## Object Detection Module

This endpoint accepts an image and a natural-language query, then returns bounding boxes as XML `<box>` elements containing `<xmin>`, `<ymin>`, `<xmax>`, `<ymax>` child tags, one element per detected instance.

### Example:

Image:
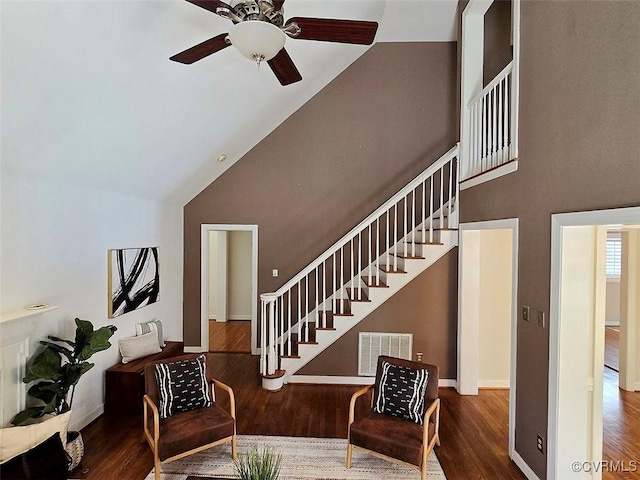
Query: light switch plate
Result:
<box><xmin>522</xmin><ymin>305</ymin><xmax>530</xmax><ymax>322</ymax></box>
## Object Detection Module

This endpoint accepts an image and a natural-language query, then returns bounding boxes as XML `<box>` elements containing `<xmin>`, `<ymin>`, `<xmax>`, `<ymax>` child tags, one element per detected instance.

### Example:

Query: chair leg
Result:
<box><xmin>436</xmin><ymin>434</ymin><xmax>441</xmax><ymax>447</ymax></box>
<box><xmin>231</xmin><ymin>435</ymin><xmax>238</xmax><ymax>460</ymax></box>
<box><xmin>346</xmin><ymin>443</ymin><xmax>353</xmax><ymax>469</ymax></box>
<box><xmin>421</xmin><ymin>461</ymin><xmax>427</xmax><ymax>480</ymax></box>
<box><xmin>154</xmin><ymin>455</ymin><xmax>161</xmax><ymax>480</ymax></box>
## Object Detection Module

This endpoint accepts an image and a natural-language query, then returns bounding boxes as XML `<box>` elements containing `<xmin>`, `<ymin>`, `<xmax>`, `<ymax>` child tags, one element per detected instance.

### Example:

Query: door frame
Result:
<box><xmin>458</xmin><ymin>218</ymin><xmax>519</xmax><ymax>461</ymax></box>
<box><xmin>200</xmin><ymin>224</ymin><xmax>258</xmax><ymax>355</ymax></box>
<box><xmin>548</xmin><ymin>206</ymin><xmax>640</xmax><ymax>479</ymax></box>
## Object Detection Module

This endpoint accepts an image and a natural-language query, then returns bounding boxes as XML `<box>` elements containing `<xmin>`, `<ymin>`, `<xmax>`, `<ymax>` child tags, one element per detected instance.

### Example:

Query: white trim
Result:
<box><xmin>460</xmin><ymin>161</ymin><xmax>519</xmax><ymax>190</ymax></box>
<box><xmin>458</xmin><ymin>218</ymin><xmax>519</xmax><ymax>463</ymax></box>
<box><xmin>183</xmin><ymin>346</ymin><xmax>204</xmax><ymax>353</ymax></box>
<box><xmin>209</xmin><ymin>315</ymin><xmax>252</xmax><ymax>321</ymax></box>
<box><xmin>287</xmin><ymin>375</ymin><xmax>457</xmax><ymax>388</ymax></box>
<box><xmin>288</xmin><ymin>375</ymin><xmax>375</xmax><ymax>386</ymax></box>
<box><xmin>635</xmin><ymin>382</ymin><xmax>640</xmax><ymax>391</ymax></box>
<box><xmin>512</xmin><ymin>449</ymin><xmax>542</xmax><ymax>480</ymax></box>
<box><xmin>200</xmin><ymin>224</ymin><xmax>259</xmax><ymax>355</ymax></box>
<box><xmin>548</xmin><ymin>206</ymin><xmax>640</xmax><ymax>480</ymax></box>
<box><xmin>479</xmin><ymin>380</ymin><xmax>510</xmax><ymax>388</ymax></box>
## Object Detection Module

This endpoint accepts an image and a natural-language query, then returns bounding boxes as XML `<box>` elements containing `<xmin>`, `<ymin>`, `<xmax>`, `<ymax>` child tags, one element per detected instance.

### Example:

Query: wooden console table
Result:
<box><xmin>105</xmin><ymin>341</ymin><xmax>184</xmax><ymax>416</ymax></box>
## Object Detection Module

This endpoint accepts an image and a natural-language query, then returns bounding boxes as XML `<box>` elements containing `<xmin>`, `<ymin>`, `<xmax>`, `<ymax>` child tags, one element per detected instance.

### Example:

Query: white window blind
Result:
<box><xmin>606</xmin><ymin>232</ymin><xmax>622</xmax><ymax>278</ymax></box>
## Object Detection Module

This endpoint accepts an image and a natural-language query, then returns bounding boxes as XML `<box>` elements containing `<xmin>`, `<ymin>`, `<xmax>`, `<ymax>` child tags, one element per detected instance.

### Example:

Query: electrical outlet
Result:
<box><xmin>272</xmin><ymin>269</ymin><xmax>278</xmax><ymax>278</ymax></box>
<box><xmin>537</xmin><ymin>435</ymin><xmax>544</xmax><ymax>453</ymax></box>
<box><xmin>537</xmin><ymin>311</ymin><xmax>546</xmax><ymax>328</ymax></box>
<box><xmin>416</xmin><ymin>352</ymin><xmax>423</xmax><ymax>362</ymax></box>
<box><xmin>522</xmin><ymin>305</ymin><xmax>530</xmax><ymax>322</ymax></box>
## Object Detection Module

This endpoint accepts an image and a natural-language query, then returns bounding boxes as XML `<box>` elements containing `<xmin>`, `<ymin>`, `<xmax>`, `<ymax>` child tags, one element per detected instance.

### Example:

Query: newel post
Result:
<box><xmin>260</xmin><ymin>293</ymin><xmax>278</xmax><ymax>376</ymax></box>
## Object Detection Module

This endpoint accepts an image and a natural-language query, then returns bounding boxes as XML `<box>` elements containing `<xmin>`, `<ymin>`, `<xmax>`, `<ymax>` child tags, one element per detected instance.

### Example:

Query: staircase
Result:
<box><xmin>260</xmin><ymin>144</ymin><xmax>460</xmax><ymax>390</ymax></box>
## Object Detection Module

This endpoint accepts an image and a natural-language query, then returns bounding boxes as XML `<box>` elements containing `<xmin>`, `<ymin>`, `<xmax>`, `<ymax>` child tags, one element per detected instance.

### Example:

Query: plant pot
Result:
<box><xmin>65</xmin><ymin>431</ymin><xmax>84</xmax><ymax>471</ymax></box>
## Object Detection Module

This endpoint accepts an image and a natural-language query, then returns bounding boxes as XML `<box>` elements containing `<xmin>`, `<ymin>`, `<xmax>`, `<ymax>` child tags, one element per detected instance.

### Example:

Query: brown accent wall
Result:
<box><xmin>183</xmin><ymin>42</ymin><xmax>458</xmax><ymax>347</ymax></box>
<box><xmin>461</xmin><ymin>1</ymin><xmax>640</xmax><ymax>477</ymax></box>
<box><xmin>298</xmin><ymin>249</ymin><xmax>458</xmax><ymax>378</ymax></box>
<box><xmin>484</xmin><ymin>0</ymin><xmax>512</xmax><ymax>85</ymax></box>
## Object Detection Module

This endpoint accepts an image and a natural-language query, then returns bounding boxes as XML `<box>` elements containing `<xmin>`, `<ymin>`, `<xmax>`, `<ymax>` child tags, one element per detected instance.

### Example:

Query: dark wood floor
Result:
<box><xmin>209</xmin><ymin>320</ymin><xmax>252</xmax><ymax>353</ymax></box>
<box><xmin>77</xmin><ymin>353</ymin><xmax>524</xmax><ymax>480</ymax></box>
<box><xmin>605</xmin><ymin>326</ymin><xmax>620</xmax><ymax>372</ymax></box>
<box><xmin>77</xmin><ymin>326</ymin><xmax>639</xmax><ymax>480</ymax></box>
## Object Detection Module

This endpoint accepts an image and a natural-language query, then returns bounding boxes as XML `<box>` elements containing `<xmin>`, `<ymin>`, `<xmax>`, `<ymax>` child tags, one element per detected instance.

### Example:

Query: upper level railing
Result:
<box><xmin>463</xmin><ymin>61</ymin><xmax>516</xmax><ymax>180</ymax></box>
<box><xmin>259</xmin><ymin>144</ymin><xmax>460</xmax><ymax>376</ymax></box>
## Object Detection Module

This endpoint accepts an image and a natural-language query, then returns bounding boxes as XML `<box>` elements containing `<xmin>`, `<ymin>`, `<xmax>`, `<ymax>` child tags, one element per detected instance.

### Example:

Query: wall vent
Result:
<box><xmin>358</xmin><ymin>332</ymin><xmax>413</xmax><ymax>376</ymax></box>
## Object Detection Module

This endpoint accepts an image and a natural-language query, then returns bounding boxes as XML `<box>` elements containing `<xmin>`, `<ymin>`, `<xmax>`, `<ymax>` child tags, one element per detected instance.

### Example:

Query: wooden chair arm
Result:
<box><xmin>212</xmin><ymin>378</ymin><xmax>236</xmax><ymax>421</ymax></box>
<box><xmin>348</xmin><ymin>385</ymin><xmax>374</xmax><ymax>427</ymax></box>
<box><xmin>422</xmin><ymin>398</ymin><xmax>441</xmax><ymax>447</ymax></box>
<box><xmin>143</xmin><ymin>394</ymin><xmax>160</xmax><ymax>451</ymax></box>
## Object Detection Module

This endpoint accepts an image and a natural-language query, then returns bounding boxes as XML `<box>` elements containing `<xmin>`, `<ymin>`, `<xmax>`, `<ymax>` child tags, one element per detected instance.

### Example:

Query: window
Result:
<box><xmin>606</xmin><ymin>231</ymin><xmax>622</xmax><ymax>278</ymax></box>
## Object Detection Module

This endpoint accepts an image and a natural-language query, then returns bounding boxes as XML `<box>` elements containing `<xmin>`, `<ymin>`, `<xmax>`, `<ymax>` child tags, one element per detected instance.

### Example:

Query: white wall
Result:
<box><xmin>605</xmin><ymin>280</ymin><xmax>620</xmax><ymax>325</ymax></box>
<box><xmin>0</xmin><ymin>168</ymin><xmax>183</xmax><ymax>430</ymax></box>
<box><xmin>228</xmin><ymin>231</ymin><xmax>252</xmax><ymax>320</ymax></box>
<box><xmin>208</xmin><ymin>230</ymin><xmax>252</xmax><ymax>321</ymax></box>
<box><xmin>478</xmin><ymin>229</ymin><xmax>512</xmax><ymax>387</ymax></box>
<box><xmin>620</xmin><ymin>230</ymin><xmax>640</xmax><ymax>391</ymax></box>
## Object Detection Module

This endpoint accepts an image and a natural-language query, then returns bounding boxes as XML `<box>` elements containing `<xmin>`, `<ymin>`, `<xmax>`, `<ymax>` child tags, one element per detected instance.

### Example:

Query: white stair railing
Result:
<box><xmin>260</xmin><ymin>144</ymin><xmax>460</xmax><ymax>377</ymax></box>
<box><xmin>465</xmin><ymin>61</ymin><xmax>515</xmax><ymax>180</ymax></box>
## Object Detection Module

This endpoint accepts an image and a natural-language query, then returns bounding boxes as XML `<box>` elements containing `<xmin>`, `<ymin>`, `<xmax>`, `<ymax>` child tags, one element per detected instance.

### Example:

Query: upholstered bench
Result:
<box><xmin>105</xmin><ymin>341</ymin><xmax>184</xmax><ymax>416</ymax></box>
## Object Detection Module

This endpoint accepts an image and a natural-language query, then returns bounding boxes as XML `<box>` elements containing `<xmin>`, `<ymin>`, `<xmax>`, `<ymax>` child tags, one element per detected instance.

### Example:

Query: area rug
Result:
<box><xmin>145</xmin><ymin>435</ymin><xmax>446</xmax><ymax>480</ymax></box>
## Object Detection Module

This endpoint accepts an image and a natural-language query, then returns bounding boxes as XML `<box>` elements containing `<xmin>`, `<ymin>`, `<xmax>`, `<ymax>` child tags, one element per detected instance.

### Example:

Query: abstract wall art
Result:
<box><xmin>108</xmin><ymin>247</ymin><xmax>159</xmax><ymax>318</ymax></box>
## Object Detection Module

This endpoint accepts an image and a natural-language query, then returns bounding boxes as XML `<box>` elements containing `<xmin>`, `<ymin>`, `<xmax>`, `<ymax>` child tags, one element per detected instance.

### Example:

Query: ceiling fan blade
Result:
<box><xmin>170</xmin><ymin>33</ymin><xmax>230</xmax><ymax>64</ymax></box>
<box><xmin>267</xmin><ymin>48</ymin><xmax>302</xmax><ymax>86</ymax></box>
<box><xmin>286</xmin><ymin>17</ymin><xmax>378</xmax><ymax>45</ymax></box>
<box><xmin>185</xmin><ymin>0</ymin><xmax>233</xmax><ymax>15</ymax></box>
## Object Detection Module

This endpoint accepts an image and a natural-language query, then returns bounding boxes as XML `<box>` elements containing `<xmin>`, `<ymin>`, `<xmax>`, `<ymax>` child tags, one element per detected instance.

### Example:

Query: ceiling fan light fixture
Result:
<box><xmin>228</xmin><ymin>21</ymin><xmax>286</xmax><ymax>64</ymax></box>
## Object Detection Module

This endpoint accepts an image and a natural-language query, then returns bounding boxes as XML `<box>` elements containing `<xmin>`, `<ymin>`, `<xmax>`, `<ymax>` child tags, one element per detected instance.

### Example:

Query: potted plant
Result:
<box><xmin>234</xmin><ymin>444</ymin><xmax>282</xmax><ymax>480</ymax></box>
<box><xmin>11</xmin><ymin>318</ymin><xmax>117</xmax><ymax>470</ymax></box>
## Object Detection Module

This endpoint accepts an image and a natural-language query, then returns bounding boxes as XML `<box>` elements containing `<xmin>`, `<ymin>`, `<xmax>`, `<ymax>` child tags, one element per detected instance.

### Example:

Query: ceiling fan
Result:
<box><xmin>170</xmin><ymin>0</ymin><xmax>379</xmax><ymax>86</ymax></box>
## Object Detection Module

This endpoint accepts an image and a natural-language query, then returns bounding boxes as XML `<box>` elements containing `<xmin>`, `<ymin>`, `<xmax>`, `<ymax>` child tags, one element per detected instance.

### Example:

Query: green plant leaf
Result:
<box><xmin>11</xmin><ymin>406</ymin><xmax>46</xmax><ymax>426</ymax></box>
<box><xmin>27</xmin><ymin>381</ymin><xmax>60</xmax><ymax>404</ymax></box>
<box><xmin>77</xmin><ymin>325</ymin><xmax>117</xmax><ymax>361</ymax></box>
<box><xmin>40</xmin><ymin>340</ymin><xmax>74</xmax><ymax>363</ymax></box>
<box><xmin>47</xmin><ymin>335</ymin><xmax>75</xmax><ymax>347</ymax></box>
<box><xmin>23</xmin><ymin>348</ymin><xmax>62</xmax><ymax>383</ymax></box>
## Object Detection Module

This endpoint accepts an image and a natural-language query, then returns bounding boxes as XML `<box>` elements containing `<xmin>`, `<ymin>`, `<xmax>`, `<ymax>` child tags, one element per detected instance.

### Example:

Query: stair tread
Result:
<box><xmin>333</xmin><ymin>312</ymin><xmax>354</xmax><ymax>317</ymax></box>
<box><xmin>347</xmin><ymin>289</ymin><xmax>370</xmax><ymax>302</ymax></box>
<box><xmin>406</xmin><ymin>241</ymin><xmax>445</xmax><ymax>246</ymax></box>
<box><xmin>379</xmin><ymin>266</ymin><xmax>407</xmax><ymax>274</ymax></box>
<box><xmin>361</xmin><ymin>277</ymin><xmax>388</xmax><ymax>288</ymax></box>
<box><xmin>390</xmin><ymin>253</ymin><xmax>425</xmax><ymax>260</ymax></box>
<box><xmin>298</xmin><ymin>341</ymin><xmax>319</xmax><ymax>345</ymax></box>
<box><xmin>281</xmin><ymin>355</ymin><xmax>300</xmax><ymax>359</ymax></box>
<box><xmin>316</xmin><ymin>327</ymin><xmax>336</xmax><ymax>331</ymax></box>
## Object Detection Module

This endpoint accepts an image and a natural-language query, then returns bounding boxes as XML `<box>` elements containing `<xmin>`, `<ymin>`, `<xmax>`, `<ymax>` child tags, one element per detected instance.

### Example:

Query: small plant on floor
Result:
<box><xmin>234</xmin><ymin>444</ymin><xmax>282</xmax><ymax>480</ymax></box>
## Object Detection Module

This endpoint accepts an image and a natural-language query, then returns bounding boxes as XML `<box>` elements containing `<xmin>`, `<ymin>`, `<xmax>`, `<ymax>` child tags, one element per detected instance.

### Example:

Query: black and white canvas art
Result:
<box><xmin>108</xmin><ymin>247</ymin><xmax>159</xmax><ymax>318</ymax></box>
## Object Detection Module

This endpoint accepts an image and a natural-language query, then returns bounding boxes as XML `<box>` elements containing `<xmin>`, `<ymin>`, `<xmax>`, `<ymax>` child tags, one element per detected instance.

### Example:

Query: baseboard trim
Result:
<box><xmin>288</xmin><ymin>375</ymin><xmax>457</xmax><ymax>388</ymax></box>
<box><xmin>208</xmin><ymin>315</ymin><xmax>252</xmax><ymax>321</ymax></box>
<box><xmin>635</xmin><ymin>382</ymin><xmax>640</xmax><ymax>391</ymax></box>
<box><xmin>479</xmin><ymin>380</ymin><xmax>510</xmax><ymax>388</ymax></box>
<box><xmin>70</xmin><ymin>404</ymin><xmax>103</xmax><ymax>432</ymax></box>
<box><xmin>288</xmin><ymin>375</ymin><xmax>375</xmax><ymax>386</ymax></box>
<box><xmin>184</xmin><ymin>346</ymin><xmax>205</xmax><ymax>353</ymax></box>
<box><xmin>511</xmin><ymin>449</ymin><xmax>540</xmax><ymax>480</ymax></box>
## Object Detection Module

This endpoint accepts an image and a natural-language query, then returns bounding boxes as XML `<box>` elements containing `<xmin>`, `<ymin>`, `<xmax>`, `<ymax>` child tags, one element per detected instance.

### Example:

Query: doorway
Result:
<box><xmin>200</xmin><ymin>224</ymin><xmax>258</xmax><ymax>355</ymax></box>
<box><xmin>458</xmin><ymin>218</ymin><xmax>519</xmax><ymax>464</ymax></box>
<box><xmin>548</xmin><ymin>207</ymin><xmax>640</xmax><ymax>479</ymax></box>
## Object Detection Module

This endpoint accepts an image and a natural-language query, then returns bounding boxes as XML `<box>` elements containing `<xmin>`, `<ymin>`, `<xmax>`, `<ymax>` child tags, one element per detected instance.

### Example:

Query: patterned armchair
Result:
<box><xmin>346</xmin><ymin>355</ymin><xmax>440</xmax><ymax>480</ymax></box>
<box><xmin>143</xmin><ymin>353</ymin><xmax>237</xmax><ymax>480</ymax></box>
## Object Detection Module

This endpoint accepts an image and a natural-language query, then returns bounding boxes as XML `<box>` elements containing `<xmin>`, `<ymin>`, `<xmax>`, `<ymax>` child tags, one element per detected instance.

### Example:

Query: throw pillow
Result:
<box><xmin>118</xmin><ymin>331</ymin><xmax>161</xmax><ymax>364</ymax></box>
<box><xmin>0</xmin><ymin>432</ymin><xmax>70</xmax><ymax>479</ymax></box>
<box><xmin>154</xmin><ymin>354</ymin><xmax>212</xmax><ymax>418</ymax></box>
<box><xmin>373</xmin><ymin>360</ymin><xmax>429</xmax><ymax>425</ymax></box>
<box><xmin>135</xmin><ymin>320</ymin><xmax>165</xmax><ymax>348</ymax></box>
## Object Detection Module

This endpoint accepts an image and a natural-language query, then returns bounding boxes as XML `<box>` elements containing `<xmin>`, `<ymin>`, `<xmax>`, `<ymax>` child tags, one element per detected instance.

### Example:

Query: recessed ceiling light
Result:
<box><xmin>218</xmin><ymin>154</ymin><xmax>227</xmax><ymax>162</ymax></box>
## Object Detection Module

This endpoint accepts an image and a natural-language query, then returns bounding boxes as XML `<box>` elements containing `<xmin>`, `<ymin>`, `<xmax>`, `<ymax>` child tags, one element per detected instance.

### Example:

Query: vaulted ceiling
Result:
<box><xmin>1</xmin><ymin>0</ymin><xmax>457</xmax><ymax>205</ymax></box>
